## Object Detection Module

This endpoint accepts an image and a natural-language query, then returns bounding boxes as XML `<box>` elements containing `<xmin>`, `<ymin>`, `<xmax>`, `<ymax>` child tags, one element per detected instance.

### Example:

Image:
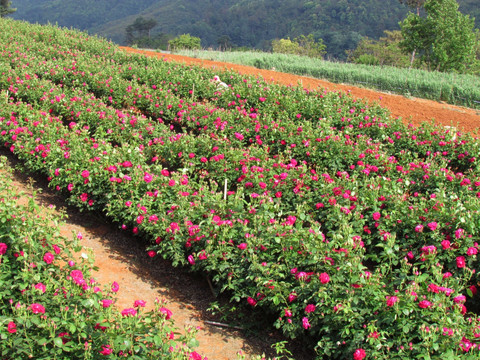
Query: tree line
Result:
<box><xmin>4</xmin><ymin>0</ymin><xmax>478</xmax><ymax>74</ymax></box>
<box><xmin>125</xmin><ymin>0</ymin><xmax>478</xmax><ymax>74</ymax></box>
<box><xmin>348</xmin><ymin>0</ymin><xmax>479</xmax><ymax>74</ymax></box>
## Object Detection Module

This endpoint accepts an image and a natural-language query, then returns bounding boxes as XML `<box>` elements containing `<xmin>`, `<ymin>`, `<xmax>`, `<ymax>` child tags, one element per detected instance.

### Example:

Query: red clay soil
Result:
<box><xmin>4</xmin><ymin>49</ymin><xmax>480</xmax><ymax>360</ymax></box>
<box><xmin>120</xmin><ymin>46</ymin><xmax>480</xmax><ymax>134</ymax></box>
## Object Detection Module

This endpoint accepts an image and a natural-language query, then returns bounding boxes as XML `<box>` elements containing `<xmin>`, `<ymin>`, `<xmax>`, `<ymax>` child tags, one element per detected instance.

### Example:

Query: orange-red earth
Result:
<box><xmin>4</xmin><ymin>48</ymin><xmax>480</xmax><ymax>360</ymax></box>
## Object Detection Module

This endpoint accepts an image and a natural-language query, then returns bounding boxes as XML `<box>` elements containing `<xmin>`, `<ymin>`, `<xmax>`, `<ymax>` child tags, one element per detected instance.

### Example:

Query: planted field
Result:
<box><xmin>1</xmin><ymin>18</ymin><xmax>479</xmax><ymax>359</ymax></box>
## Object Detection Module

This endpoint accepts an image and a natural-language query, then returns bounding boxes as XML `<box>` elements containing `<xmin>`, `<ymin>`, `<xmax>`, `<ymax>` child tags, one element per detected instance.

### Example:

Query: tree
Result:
<box><xmin>128</xmin><ymin>17</ymin><xmax>157</xmax><ymax>39</ymax></box>
<box><xmin>125</xmin><ymin>17</ymin><xmax>159</xmax><ymax>47</ymax></box>
<box><xmin>272</xmin><ymin>38</ymin><xmax>301</xmax><ymax>55</ymax></box>
<box><xmin>217</xmin><ymin>35</ymin><xmax>233</xmax><ymax>51</ymax></box>
<box><xmin>295</xmin><ymin>34</ymin><xmax>327</xmax><ymax>58</ymax></box>
<box><xmin>347</xmin><ymin>30</ymin><xmax>411</xmax><ymax>67</ymax></box>
<box><xmin>0</xmin><ymin>0</ymin><xmax>16</xmax><ymax>17</ymax></box>
<box><xmin>398</xmin><ymin>0</ymin><xmax>426</xmax><ymax>15</ymax></box>
<box><xmin>168</xmin><ymin>34</ymin><xmax>201</xmax><ymax>51</ymax></box>
<box><xmin>399</xmin><ymin>0</ymin><xmax>427</xmax><ymax>65</ymax></box>
<box><xmin>400</xmin><ymin>0</ymin><xmax>477</xmax><ymax>73</ymax></box>
<box><xmin>472</xmin><ymin>29</ymin><xmax>480</xmax><ymax>75</ymax></box>
<box><xmin>272</xmin><ymin>34</ymin><xmax>326</xmax><ymax>59</ymax></box>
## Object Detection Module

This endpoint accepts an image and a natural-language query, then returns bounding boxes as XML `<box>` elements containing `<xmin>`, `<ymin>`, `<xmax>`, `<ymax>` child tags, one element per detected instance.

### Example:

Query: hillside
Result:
<box><xmin>11</xmin><ymin>0</ymin><xmax>479</xmax><ymax>60</ymax></box>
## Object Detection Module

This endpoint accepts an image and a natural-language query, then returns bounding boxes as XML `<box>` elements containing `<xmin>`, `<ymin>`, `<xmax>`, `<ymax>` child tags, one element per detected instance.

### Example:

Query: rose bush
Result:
<box><xmin>0</xmin><ymin>18</ymin><xmax>479</xmax><ymax>359</ymax></box>
<box><xmin>0</xmin><ymin>157</ymin><xmax>202</xmax><ymax>359</ymax></box>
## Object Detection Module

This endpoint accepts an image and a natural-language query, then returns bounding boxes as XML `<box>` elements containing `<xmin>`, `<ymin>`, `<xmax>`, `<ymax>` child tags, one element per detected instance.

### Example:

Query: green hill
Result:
<box><xmin>10</xmin><ymin>0</ymin><xmax>479</xmax><ymax>60</ymax></box>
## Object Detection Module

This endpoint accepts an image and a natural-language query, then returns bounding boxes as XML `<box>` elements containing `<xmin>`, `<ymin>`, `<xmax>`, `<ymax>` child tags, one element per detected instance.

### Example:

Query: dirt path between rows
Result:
<box><xmin>5</xmin><ymin>49</ymin><xmax>480</xmax><ymax>360</ymax></box>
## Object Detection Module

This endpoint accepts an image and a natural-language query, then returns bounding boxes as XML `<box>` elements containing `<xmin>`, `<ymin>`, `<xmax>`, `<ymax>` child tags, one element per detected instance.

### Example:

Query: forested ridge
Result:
<box><xmin>10</xmin><ymin>0</ymin><xmax>479</xmax><ymax>59</ymax></box>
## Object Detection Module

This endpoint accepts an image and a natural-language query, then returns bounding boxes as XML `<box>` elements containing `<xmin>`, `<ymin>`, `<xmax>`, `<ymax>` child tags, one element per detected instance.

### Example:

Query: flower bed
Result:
<box><xmin>0</xmin><ymin>157</ymin><xmax>202</xmax><ymax>359</ymax></box>
<box><xmin>0</xmin><ymin>18</ymin><xmax>479</xmax><ymax>359</ymax></box>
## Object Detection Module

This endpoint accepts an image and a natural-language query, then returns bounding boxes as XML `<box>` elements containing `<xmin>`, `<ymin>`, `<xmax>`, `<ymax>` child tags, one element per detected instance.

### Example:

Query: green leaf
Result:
<box><xmin>82</xmin><ymin>298</ymin><xmax>95</xmax><ymax>307</ymax></box>
<box><xmin>188</xmin><ymin>338</ymin><xmax>200</xmax><ymax>348</ymax></box>
<box><xmin>54</xmin><ymin>337</ymin><xmax>63</xmax><ymax>347</ymax></box>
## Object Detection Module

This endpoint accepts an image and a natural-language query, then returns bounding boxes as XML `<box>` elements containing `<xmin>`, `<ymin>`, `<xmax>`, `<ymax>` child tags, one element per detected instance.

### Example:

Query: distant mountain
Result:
<box><xmin>11</xmin><ymin>0</ymin><xmax>479</xmax><ymax>60</ymax></box>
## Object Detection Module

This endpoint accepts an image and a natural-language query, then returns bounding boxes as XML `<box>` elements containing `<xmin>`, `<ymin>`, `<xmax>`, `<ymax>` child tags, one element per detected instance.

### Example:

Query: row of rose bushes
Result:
<box><xmin>0</xmin><ymin>157</ymin><xmax>203</xmax><ymax>359</ymax></box>
<box><xmin>1</xmin><ymin>19</ymin><xmax>479</xmax><ymax>359</ymax></box>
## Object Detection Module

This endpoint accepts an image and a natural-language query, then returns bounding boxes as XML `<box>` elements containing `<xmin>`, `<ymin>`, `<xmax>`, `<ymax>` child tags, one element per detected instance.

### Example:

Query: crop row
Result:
<box><xmin>0</xmin><ymin>157</ymin><xmax>203</xmax><ymax>359</ymax></box>
<box><xmin>177</xmin><ymin>49</ymin><xmax>480</xmax><ymax>110</ymax></box>
<box><xmin>0</xmin><ymin>19</ymin><xmax>479</xmax><ymax>359</ymax></box>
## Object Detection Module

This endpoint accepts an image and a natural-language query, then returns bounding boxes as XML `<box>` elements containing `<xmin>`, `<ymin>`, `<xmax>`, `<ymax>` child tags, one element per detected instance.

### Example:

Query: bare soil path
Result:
<box><xmin>4</xmin><ymin>49</ymin><xmax>480</xmax><ymax>360</ymax></box>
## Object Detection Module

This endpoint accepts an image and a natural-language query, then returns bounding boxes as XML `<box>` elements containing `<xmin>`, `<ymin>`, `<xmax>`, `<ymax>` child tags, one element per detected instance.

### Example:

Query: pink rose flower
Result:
<box><xmin>52</xmin><ymin>245</ymin><xmax>61</xmax><ymax>255</ymax></box>
<box><xmin>235</xmin><ymin>132</ymin><xmax>244</xmax><ymax>140</ymax></box>
<box><xmin>70</xmin><ymin>272</ymin><xmax>85</xmax><ymax>286</ymax></box>
<box><xmin>121</xmin><ymin>308</ymin><xmax>137</xmax><ymax>317</ymax></box>
<box><xmin>159</xmin><ymin>307</ymin><xmax>172</xmax><ymax>320</ymax></box>
<box><xmin>7</xmin><ymin>322</ymin><xmax>16</xmax><ymax>334</ymax></box>
<box><xmin>0</xmin><ymin>243</ymin><xmax>7</xmax><ymax>255</ymax></box>
<box><xmin>386</xmin><ymin>295</ymin><xmax>398</xmax><ymax>307</ymax></box>
<box><xmin>302</xmin><ymin>317</ymin><xmax>311</xmax><ymax>329</ymax></box>
<box><xmin>467</xmin><ymin>247</ymin><xmax>478</xmax><ymax>256</ymax></box>
<box><xmin>441</xmin><ymin>240</ymin><xmax>451</xmax><ymax>250</ymax></box>
<box><xmin>288</xmin><ymin>293</ymin><xmax>297</xmax><ymax>302</ymax></box>
<box><xmin>456</xmin><ymin>256</ymin><xmax>466</xmax><ymax>269</ymax></box>
<box><xmin>353</xmin><ymin>348</ymin><xmax>366</xmax><ymax>360</ymax></box>
<box><xmin>144</xmin><ymin>172</ymin><xmax>153</xmax><ymax>183</ymax></box>
<box><xmin>418</xmin><ymin>300</ymin><xmax>432</xmax><ymax>309</ymax></box>
<box><xmin>319</xmin><ymin>272</ymin><xmax>330</xmax><ymax>284</ymax></box>
<box><xmin>34</xmin><ymin>283</ymin><xmax>46</xmax><ymax>293</ymax></box>
<box><xmin>99</xmin><ymin>345</ymin><xmax>113</xmax><ymax>355</ymax></box>
<box><xmin>427</xmin><ymin>222</ymin><xmax>438</xmax><ymax>231</ymax></box>
<box><xmin>134</xmin><ymin>300</ymin><xmax>146</xmax><ymax>307</ymax></box>
<box><xmin>43</xmin><ymin>252</ymin><xmax>54</xmax><ymax>264</ymax></box>
<box><xmin>455</xmin><ymin>228</ymin><xmax>465</xmax><ymax>239</ymax></box>
<box><xmin>101</xmin><ymin>299</ymin><xmax>114</xmax><ymax>308</ymax></box>
<box><xmin>30</xmin><ymin>303</ymin><xmax>46</xmax><ymax>314</ymax></box>
<box><xmin>189</xmin><ymin>351</ymin><xmax>203</xmax><ymax>360</ymax></box>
